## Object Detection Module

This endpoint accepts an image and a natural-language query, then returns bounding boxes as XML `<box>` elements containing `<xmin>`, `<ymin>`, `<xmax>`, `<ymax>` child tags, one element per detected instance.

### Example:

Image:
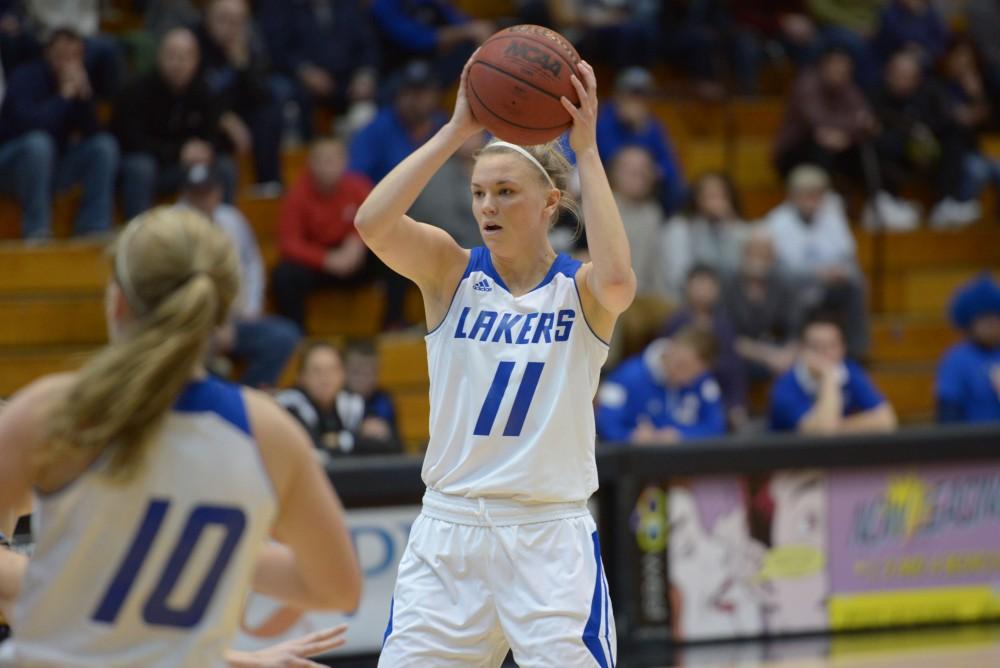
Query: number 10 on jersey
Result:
<box><xmin>474</xmin><ymin>361</ymin><xmax>544</xmax><ymax>437</ymax></box>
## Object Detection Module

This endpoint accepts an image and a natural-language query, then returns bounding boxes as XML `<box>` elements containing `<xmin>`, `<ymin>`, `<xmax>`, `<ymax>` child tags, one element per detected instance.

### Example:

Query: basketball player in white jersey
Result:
<box><xmin>0</xmin><ymin>208</ymin><xmax>361</xmax><ymax>667</ymax></box>
<box><xmin>356</xmin><ymin>55</ymin><xmax>635</xmax><ymax>666</ymax></box>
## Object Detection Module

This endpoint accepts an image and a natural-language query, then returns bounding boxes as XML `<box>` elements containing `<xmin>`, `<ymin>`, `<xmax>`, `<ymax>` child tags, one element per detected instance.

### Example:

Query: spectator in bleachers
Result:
<box><xmin>113</xmin><ymin>27</ymin><xmax>237</xmax><ymax>219</ymax></box>
<box><xmin>0</xmin><ymin>27</ymin><xmax>118</xmax><ymax>239</ymax></box>
<box><xmin>369</xmin><ymin>0</ymin><xmax>492</xmax><ymax>87</ymax></box>
<box><xmin>24</xmin><ymin>0</ymin><xmax>125</xmax><ymax>98</ymax></box>
<box><xmin>769</xmin><ymin>310</ymin><xmax>897</xmax><ymax>433</ymax></box>
<box><xmin>774</xmin><ymin>46</ymin><xmax>875</xmax><ymax>192</ymax></box>
<box><xmin>257</xmin><ymin>0</ymin><xmax>379</xmax><ymax>139</ymax></box>
<box><xmin>176</xmin><ymin>162</ymin><xmax>300</xmax><ymax>387</ymax></box>
<box><xmin>273</xmin><ymin>138</ymin><xmax>409</xmax><ymax>330</ymax></box>
<box><xmin>596</xmin><ymin>67</ymin><xmax>685</xmax><ymax>215</ymax></box>
<box><xmin>929</xmin><ymin>38</ymin><xmax>997</xmax><ymax>228</ymax></box>
<box><xmin>661</xmin><ymin>264</ymin><xmax>748</xmax><ymax>429</ymax></box>
<box><xmin>765</xmin><ymin>165</ymin><xmax>869</xmax><ymax>358</ymax></box>
<box><xmin>936</xmin><ymin>274</ymin><xmax>1000</xmax><ymax>424</ymax></box>
<box><xmin>872</xmin><ymin>0</ymin><xmax>949</xmax><ymax>70</ymax></box>
<box><xmin>658</xmin><ymin>0</ymin><xmax>734</xmax><ymax>99</ymax></box>
<box><xmin>663</xmin><ymin>172</ymin><xmax>747</xmax><ymax>301</ymax></box>
<box><xmin>0</xmin><ymin>1</ymin><xmax>38</xmax><ymax>75</ymax></box>
<box><xmin>967</xmin><ymin>0</ymin><xmax>1000</xmax><ymax>109</ymax></box>
<box><xmin>196</xmin><ymin>0</ymin><xmax>282</xmax><ymax>192</ymax></box>
<box><xmin>606</xmin><ymin>144</ymin><xmax>672</xmax><ymax>365</ymax></box>
<box><xmin>807</xmin><ymin>0</ymin><xmax>880</xmax><ymax>87</ymax></box>
<box><xmin>344</xmin><ymin>340</ymin><xmax>400</xmax><ymax>441</ymax></box>
<box><xmin>730</xmin><ymin>0</ymin><xmax>819</xmax><ymax>70</ymax></box>
<box><xmin>868</xmin><ymin>49</ymin><xmax>952</xmax><ymax>230</ymax></box>
<box><xmin>277</xmin><ymin>341</ymin><xmax>403</xmax><ymax>455</ymax></box>
<box><xmin>596</xmin><ymin>328</ymin><xmax>726</xmax><ymax>444</ymax></box>
<box><xmin>611</xmin><ymin>145</ymin><xmax>667</xmax><ymax>302</ymax></box>
<box><xmin>407</xmin><ymin>130</ymin><xmax>484</xmax><ymax>249</ymax></box>
<box><xmin>144</xmin><ymin>0</ymin><xmax>201</xmax><ymax>38</ymax></box>
<box><xmin>725</xmin><ymin>227</ymin><xmax>801</xmax><ymax>381</ymax></box>
<box><xmin>552</xmin><ymin>0</ymin><xmax>660</xmax><ymax>70</ymax></box>
<box><xmin>348</xmin><ymin>60</ymin><xmax>446</xmax><ymax>185</ymax></box>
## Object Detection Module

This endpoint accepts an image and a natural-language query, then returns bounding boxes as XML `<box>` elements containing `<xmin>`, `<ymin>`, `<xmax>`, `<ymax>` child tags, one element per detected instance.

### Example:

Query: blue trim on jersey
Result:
<box><xmin>173</xmin><ymin>377</ymin><xmax>251</xmax><ymax>437</ymax></box>
<box><xmin>583</xmin><ymin>531</ymin><xmax>610</xmax><ymax>668</ymax></box>
<box><xmin>573</xmin><ymin>274</ymin><xmax>611</xmax><ymax>347</ymax></box>
<box><xmin>382</xmin><ymin>596</ymin><xmax>394</xmax><ymax>648</ymax></box>
<box><xmin>463</xmin><ymin>247</ymin><xmax>581</xmax><ymax>296</ymax></box>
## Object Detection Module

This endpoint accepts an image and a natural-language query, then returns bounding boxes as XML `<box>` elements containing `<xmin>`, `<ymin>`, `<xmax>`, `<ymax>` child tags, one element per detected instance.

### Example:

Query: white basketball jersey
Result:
<box><xmin>1</xmin><ymin>378</ymin><xmax>277</xmax><ymax>668</ymax></box>
<box><xmin>423</xmin><ymin>247</ymin><xmax>609</xmax><ymax>503</ymax></box>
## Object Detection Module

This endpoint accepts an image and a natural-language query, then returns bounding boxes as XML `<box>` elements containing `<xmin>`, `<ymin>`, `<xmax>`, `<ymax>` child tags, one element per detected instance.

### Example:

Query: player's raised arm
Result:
<box><xmin>354</xmin><ymin>57</ymin><xmax>481</xmax><ymax>296</ymax></box>
<box><xmin>562</xmin><ymin>61</ymin><xmax>636</xmax><ymax>330</ymax></box>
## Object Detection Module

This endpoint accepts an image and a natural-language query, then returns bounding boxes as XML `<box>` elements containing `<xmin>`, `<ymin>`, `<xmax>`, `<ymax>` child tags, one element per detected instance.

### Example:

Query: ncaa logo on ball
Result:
<box><xmin>504</xmin><ymin>40</ymin><xmax>562</xmax><ymax>78</ymax></box>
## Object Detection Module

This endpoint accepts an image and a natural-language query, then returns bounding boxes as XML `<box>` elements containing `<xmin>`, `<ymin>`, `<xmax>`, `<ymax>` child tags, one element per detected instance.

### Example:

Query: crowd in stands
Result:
<box><xmin>1</xmin><ymin>0</ymin><xmax>999</xmax><ymax>452</ymax></box>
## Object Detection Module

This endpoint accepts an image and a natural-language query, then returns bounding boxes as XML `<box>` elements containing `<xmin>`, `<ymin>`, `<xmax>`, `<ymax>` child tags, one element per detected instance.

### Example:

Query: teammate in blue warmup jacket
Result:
<box><xmin>937</xmin><ymin>274</ymin><xmax>1000</xmax><ymax>423</ymax></box>
<box><xmin>769</xmin><ymin>312</ymin><xmax>897</xmax><ymax>434</ymax></box>
<box><xmin>597</xmin><ymin>328</ymin><xmax>726</xmax><ymax>444</ymax></box>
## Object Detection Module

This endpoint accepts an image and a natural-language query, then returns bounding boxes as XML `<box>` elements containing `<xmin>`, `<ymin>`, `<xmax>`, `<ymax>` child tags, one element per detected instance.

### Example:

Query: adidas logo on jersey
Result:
<box><xmin>473</xmin><ymin>279</ymin><xmax>492</xmax><ymax>292</ymax></box>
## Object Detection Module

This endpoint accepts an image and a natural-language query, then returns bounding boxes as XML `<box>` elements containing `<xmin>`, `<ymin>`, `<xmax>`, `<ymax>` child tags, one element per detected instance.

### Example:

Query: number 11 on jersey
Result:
<box><xmin>474</xmin><ymin>361</ymin><xmax>545</xmax><ymax>437</ymax></box>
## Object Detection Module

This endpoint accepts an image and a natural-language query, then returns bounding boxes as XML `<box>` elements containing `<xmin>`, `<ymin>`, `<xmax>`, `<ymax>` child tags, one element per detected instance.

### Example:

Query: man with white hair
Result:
<box><xmin>763</xmin><ymin>164</ymin><xmax>869</xmax><ymax>358</ymax></box>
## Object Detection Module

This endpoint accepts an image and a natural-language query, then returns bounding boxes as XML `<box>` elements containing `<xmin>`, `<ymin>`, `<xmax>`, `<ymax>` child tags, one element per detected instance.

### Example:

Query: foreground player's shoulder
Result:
<box><xmin>242</xmin><ymin>388</ymin><xmax>320</xmax><ymax>499</ymax></box>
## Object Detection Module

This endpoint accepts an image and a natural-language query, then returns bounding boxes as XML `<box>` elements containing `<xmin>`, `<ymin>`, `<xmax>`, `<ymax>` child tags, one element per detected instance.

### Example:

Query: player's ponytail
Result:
<box><xmin>46</xmin><ymin>207</ymin><xmax>240</xmax><ymax>480</ymax></box>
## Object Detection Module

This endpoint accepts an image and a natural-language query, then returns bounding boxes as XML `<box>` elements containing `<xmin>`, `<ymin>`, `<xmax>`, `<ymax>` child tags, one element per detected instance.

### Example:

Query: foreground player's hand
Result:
<box><xmin>449</xmin><ymin>51</ymin><xmax>484</xmax><ymax>139</ymax></box>
<box><xmin>561</xmin><ymin>60</ymin><xmax>598</xmax><ymax>154</ymax></box>
<box><xmin>227</xmin><ymin>625</ymin><xmax>348</xmax><ymax>667</ymax></box>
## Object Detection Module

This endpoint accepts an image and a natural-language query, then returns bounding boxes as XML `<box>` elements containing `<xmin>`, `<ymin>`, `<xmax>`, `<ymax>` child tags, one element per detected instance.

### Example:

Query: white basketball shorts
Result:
<box><xmin>378</xmin><ymin>490</ymin><xmax>617</xmax><ymax>668</ymax></box>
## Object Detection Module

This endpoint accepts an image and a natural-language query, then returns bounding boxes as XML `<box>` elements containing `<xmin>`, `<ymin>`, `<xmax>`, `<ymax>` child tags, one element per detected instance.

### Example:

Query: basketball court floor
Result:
<box><xmin>641</xmin><ymin>623</ymin><xmax>1000</xmax><ymax>668</ymax></box>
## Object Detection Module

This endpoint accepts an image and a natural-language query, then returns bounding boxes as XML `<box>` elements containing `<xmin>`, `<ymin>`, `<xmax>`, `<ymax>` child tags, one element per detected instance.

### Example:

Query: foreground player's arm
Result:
<box><xmin>353</xmin><ymin>58</ymin><xmax>479</xmax><ymax>299</ymax></box>
<box><xmin>0</xmin><ymin>377</ymin><xmax>71</xmax><ymax>531</ymax></box>
<box><xmin>562</xmin><ymin>61</ymin><xmax>636</xmax><ymax>335</ymax></box>
<box><xmin>245</xmin><ymin>391</ymin><xmax>362</xmax><ymax>612</ymax></box>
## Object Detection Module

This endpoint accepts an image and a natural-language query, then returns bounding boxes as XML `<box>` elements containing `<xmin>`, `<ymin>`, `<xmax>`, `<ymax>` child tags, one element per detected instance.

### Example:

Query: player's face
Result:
<box><xmin>470</xmin><ymin>153</ymin><xmax>557</xmax><ymax>249</ymax></box>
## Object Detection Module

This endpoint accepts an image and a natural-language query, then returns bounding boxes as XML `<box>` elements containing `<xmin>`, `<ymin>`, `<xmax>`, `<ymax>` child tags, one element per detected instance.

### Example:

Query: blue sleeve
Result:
<box><xmin>595</xmin><ymin>107</ymin><xmax>620</xmax><ymax>165</ymax></box>
<box><xmin>676</xmin><ymin>384</ymin><xmax>727</xmax><ymax>440</ymax></box>
<box><xmin>371</xmin><ymin>0</ymin><xmax>465</xmax><ymax>53</ymax></box>
<box><xmin>595</xmin><ymin>363</ymin><xmax>644</xmax><ymax>443</ymax></box>
<box><xmin>846</xmin><ymin>365</ymin><xmax>885</xmax><ymax>413</ymax></box>
<box><xmin>367</xmin><ymin>392</ymin><xmax>398</xmax><ymax>430</ymax></box>
<box><xmin>347</xmin><ymin>118</ymin><xmax>382</xmax><ymax>183</ymax></box>
<box><xmin>649</xmin><ymin>120</ymin><xmax>684</xmax><ymax>197</ymax></box>
<box><xmin>768</xmin><ymin>375</ymin><xmax>808</xmax><ymax>432</ymax></box>
<box><xmin>935</xmin><ymin>349</ymin><xmax>965</xmax><ymax>421</ymax></box>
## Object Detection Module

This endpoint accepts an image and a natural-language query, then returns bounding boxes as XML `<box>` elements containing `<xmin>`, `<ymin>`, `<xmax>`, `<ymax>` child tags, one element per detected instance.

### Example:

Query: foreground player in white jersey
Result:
<box><xmin>356</xmin><ymin>55</ymin><xmax>635</xmax><ymax>666</ymax></box>
<box><xmin>0</xmin><ymin>208</ymin><xmax>361</xmax><ymax>667</ymax></box>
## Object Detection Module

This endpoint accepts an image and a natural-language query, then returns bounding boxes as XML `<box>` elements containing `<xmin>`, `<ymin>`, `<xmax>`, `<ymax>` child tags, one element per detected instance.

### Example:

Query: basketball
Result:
<box><xmin>466</xmin><ymin>24</ymin><xmax>582</xmax><ymax>146</ymax></box>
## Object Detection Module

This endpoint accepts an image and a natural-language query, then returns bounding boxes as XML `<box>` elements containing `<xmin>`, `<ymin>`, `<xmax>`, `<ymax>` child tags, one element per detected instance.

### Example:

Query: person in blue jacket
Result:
<box><xmin>937</xmin><ymin>273</ymin><xmax>1000</xmax><ymax>423</ymax></box>
<box><xmin>597</xmin><ymin>327</ymin><xmax>726</xmax><ymax>444</ymax></box>
<box><xmin>769</xmin><ymin>311</ymin><xmax>897</xmax><ymax>434</ymax></box>
<box><xmin>596</xmin><ymin>67</ymin><xmax>686</xmax><ymax>215</ymax></box>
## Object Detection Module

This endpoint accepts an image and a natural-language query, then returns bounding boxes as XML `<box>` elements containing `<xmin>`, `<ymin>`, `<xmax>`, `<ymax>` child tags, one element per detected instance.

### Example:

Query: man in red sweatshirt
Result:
<box><xmin>272</xmin><ymin>137</ymin><xmax>405</xmax><ymax>329</ymax></box>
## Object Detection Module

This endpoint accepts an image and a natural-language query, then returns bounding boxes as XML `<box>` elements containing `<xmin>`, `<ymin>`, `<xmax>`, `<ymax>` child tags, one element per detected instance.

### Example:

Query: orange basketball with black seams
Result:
<box><xmin>466</xmin><ymin>25</ymin><xmax>581</xmax><ymax>146</ymax></box>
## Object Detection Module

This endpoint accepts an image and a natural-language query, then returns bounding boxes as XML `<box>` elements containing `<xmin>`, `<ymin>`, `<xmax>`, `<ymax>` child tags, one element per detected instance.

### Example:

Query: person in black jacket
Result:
<box><xmin>0</xmin><ymin>27</ymin><xmax>117</xmax><ymax>239</ymax></box>
<box><xmin>196</xmin><ymin>0</ymin><xmax>282</xmax><ymax>190</ymax></box>
<box><xmin>276</xmin><ymin>341</ymin><xmax>402</xmax><ymax>456</ymax></box>
<box><xmin>112</xmin><ymin>27</ymin><xmax>237</xmax><ymax>219</ymax></box>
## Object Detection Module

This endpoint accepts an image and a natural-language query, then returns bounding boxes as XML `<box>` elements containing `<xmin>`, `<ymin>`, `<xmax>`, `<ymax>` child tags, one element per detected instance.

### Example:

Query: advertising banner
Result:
<box><xmin>233</xmin><ymin>504</ymin><xmax>420</xmax><ymax>656</ymax></box>
<box><xmin>827</xmin><ymin>463</ymin><xmax>1000</xmax><ymax>629</ymax></box>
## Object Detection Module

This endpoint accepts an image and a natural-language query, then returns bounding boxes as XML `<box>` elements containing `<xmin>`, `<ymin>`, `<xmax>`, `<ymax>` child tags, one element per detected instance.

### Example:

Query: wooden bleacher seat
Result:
<box><xmin>869</xmin><ymin>364</ymin><xmax>937</xmax><ymax>424</ymax></box>
<box><xmin>869</xmin><ymin>316</ymin><xmax>960</xmax><ymax>365</ymax></box>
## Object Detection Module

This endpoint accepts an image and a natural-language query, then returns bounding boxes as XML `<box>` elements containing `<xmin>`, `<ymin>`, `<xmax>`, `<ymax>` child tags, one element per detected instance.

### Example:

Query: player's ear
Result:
<box><xmin>544</xmin><ymin>188</ymin><xmax>561</xmax><ymax>217</ymax></box>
